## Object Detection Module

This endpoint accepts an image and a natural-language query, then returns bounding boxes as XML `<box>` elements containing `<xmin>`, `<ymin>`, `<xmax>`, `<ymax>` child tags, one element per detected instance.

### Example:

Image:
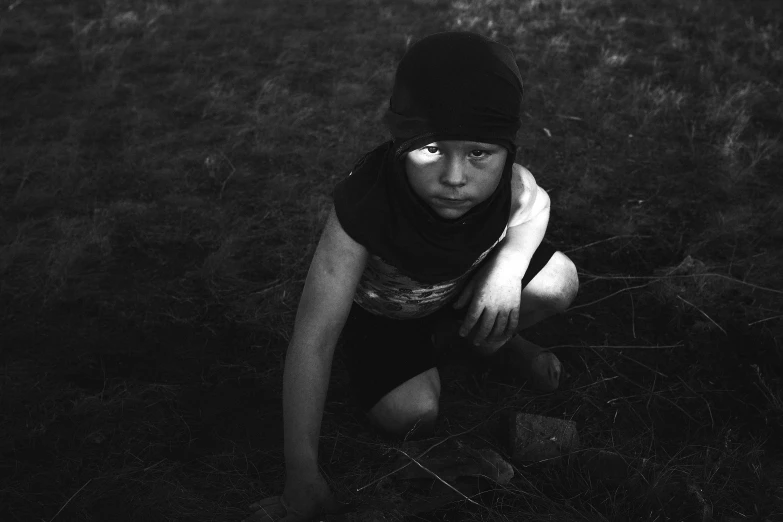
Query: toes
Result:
<box><xmin>531</xmin><ymin>352</ymin><xmax>561</xmax><ymax>391</ymax></box>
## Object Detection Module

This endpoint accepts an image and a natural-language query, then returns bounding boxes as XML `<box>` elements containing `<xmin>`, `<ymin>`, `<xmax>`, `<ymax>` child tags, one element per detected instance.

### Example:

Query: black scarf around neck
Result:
<box><xmin>333</xmin><ymin>31</ymin><xmax>525</xmax><ymax>284</ymax></box>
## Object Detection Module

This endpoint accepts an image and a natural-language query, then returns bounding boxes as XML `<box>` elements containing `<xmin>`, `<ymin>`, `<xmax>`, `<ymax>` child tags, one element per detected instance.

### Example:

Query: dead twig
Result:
<box><xmin>676</xmin><ymin>295</ymin><xmax>727</xmax><ymax>335</ymax></box>
<box><xmin>355</xmin><ymin>407</ymin><xmax>513</xmax><ymax>493</ymax></box>
<box><xmin>677</xmin><ymin>376</ymin><xmax>715</xmax><ymax>429</ymax></box>
<box><xmin>567</xmin><ymin>376</ymin><xmax>619</xmax><ymax>392</ymax></box>
<box><xmin>549</xmin><ymin>343</ymin><xmax>683</xmax><ymax>350</ymax></box>
<box><xmin>750</xmin><ymin>364</ymin><xmax>783</xmax><ymax>410</ymax></box>
<box><xmin>218</xmin><ymin>151</ymin><xmax>236</xmax><ymax>201</ymax></box>
<box><xmin>577</xmin><ymin>270</ymin><xmax>783</xmax><ymax>295</ymax></box>
<box><xmin>616</xmin><ymin>351</ymin><xmax>668</xmax><ymax>378</ymax></box>
<box><xmin>563</xmin><ymin>235</ymin><xmax>651</xmax><ymax>254</ymax></box>
<box><xmin>627</xmin><ymin>279</ymin><xmax>637</xmax><ymax>339</ymax></box>
<box><xmin>589</xmin><ymin>348</ymin><xmax>700</xmax><ymax>425</ymax></box>
<box><xmin>392</xmin><ymin>448</ymin><xmax>483</xmax><ymax>508</ymax></box>
<box><xmin>569</xmin><ymin>268</ymin><xmax>781</xmax><ymax>318</ymax></box>
<box><xmin>748</xmin><ymin>314</ymin><xmax>783</xmax><ymax>326</ymax></box>
<box><xmin>13</xmin><ymin>164</ymin><xmax>32</xmax><ymax>202</ymax></box>
<box><xmin>249</xmin><ymin>278</ymin><xmax>293</xmax><ymax>297</ymax></box>
<box><xmin>49</xmin><ymin>478</ymin><xmax>93</xmax><ymax>521</ymax></box>
<box><xmin>568</xmin><ymin>282</ymin><xmax>655</xmax><ymax>311</ymax></box>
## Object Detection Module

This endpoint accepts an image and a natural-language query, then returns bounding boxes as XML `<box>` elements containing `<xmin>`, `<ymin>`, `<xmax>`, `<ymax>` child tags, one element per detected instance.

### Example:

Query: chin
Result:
<box><xmin>432</xmin><ymin>206</ymin><xmax>470</xmax><ymax>219</ymax></box>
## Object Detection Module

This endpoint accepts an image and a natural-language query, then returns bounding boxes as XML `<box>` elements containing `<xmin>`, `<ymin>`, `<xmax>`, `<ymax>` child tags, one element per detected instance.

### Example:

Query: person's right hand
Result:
<box><xmin>244</xmin><ymin>471</ymin><xmax>350</xmax><ymax>522</ymax></box>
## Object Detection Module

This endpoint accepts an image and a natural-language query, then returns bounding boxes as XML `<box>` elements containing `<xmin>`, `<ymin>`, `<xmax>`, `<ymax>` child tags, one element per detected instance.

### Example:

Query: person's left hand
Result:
<box><xmin>453</xmin><ymin>256</ymin><xmax>524</xmax><ymax>355</ymax></box>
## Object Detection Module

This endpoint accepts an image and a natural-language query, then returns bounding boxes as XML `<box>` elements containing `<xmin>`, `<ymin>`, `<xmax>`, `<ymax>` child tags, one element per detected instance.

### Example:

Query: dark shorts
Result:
<box><xmin>338</xmin><ymin>241</ymin><xmax>558</xmax><ymax>412</ymax></box>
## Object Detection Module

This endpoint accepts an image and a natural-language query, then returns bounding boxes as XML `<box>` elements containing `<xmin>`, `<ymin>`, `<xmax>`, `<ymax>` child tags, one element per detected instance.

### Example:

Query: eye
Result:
<box><xmin>420</xmin><ymin>147</ymin><xmax>491</xmax><ymax>158</ymax></box>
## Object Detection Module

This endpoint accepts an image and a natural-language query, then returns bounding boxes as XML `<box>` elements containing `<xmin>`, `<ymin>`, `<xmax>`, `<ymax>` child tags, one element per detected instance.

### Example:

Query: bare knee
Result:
<box><xmin>538</xmin><ymin>251</ymin><xmax>579</xmax><ymax>313</ymax></box>
<box><xmin>554</xmin><ymin>252</ymin><xmax>579</xmax><ymax>311</ymax></box>
<box><xmin>367</xmin><ymin>368</ymin><xmax>440</xmax><ymax>439</ymax></box>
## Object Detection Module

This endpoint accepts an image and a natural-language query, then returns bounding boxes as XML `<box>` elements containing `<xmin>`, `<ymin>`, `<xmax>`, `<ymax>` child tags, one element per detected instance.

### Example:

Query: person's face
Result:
<box><xmin>404</xmin><ymin>140</ymin><xmax>508</xmax><ymax>219</ymax></box>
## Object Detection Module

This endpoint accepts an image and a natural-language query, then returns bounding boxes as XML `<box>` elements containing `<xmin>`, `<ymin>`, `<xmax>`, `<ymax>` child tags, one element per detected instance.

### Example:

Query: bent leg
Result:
<box><xmin>367</xmin><ymin>367</ymin><xmax>440</xmax><ymax>439</ymax></box>
<box><xmin>431</xmin><ymin>250</ymin><xmax>578</xmax><ymax>390</ymax></box>
<box><xmin>491</xmin><ymin>336</ymin><xmax>562</xmax><ymax>391</ymax></box>
<box><xmin>516</xmin><ymin>250</ymin><xmax>579</xmax><ymax>330</ymax></box>
<box><xmin>487</xmin><ymin>250</ymin><xmax>577</xmax><ymax>389</ymax></box>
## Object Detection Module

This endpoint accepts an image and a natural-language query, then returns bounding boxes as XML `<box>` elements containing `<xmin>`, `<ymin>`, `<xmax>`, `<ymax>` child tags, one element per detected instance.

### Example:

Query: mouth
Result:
<box><xmin>433</xmin><ymin>197</ymin><xmax>469</xmax><ymax>207</ymax></box>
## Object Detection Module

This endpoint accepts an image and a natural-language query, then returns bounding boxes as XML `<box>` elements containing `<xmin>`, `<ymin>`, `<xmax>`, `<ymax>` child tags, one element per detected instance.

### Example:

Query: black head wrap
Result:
<box><xmin>333</xmin><ymin>31</ymin><xmax>524</xmax><ymax>284</ymax></box>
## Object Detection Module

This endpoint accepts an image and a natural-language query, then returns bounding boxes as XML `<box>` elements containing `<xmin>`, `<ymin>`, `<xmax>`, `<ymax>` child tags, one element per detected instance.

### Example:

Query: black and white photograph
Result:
<box><xmin>1</xmin><ymin>0</ymin><xmax>781</xmax><ymax>520</ymax></box>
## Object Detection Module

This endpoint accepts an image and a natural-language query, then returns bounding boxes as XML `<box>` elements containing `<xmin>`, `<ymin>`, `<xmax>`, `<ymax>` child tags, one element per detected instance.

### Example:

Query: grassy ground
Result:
<box><xmin>1</xmin><ymin>0</ymin><xmax>782</xmax><ymax>520</ymax></box>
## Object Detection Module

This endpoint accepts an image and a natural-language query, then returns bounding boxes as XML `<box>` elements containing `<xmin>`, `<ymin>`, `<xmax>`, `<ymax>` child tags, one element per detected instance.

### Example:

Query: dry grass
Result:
<box><xmin>1</xmin><ymin>0</ymin><xmax>782</xmax><ymax>520</ymax></box>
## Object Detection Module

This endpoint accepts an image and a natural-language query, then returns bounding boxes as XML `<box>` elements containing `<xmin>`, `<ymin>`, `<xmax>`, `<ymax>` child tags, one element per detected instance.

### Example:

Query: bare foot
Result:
<box><xmin>430</xmin><ymin>318</ymin><xmax>561</xmax><ymax>391</ymax></box>
<box><xmin>491</xmin><ymin>336</ymin><xmax>561</xmax><ymax>392</ymax></box>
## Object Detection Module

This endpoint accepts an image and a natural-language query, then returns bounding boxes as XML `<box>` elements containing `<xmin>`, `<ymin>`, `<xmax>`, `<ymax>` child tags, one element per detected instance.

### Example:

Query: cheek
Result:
<box><xmin>477</xmin><ymin>179</ymin><xmax>500</xmax><ymax>200</ymax></box>
<box><xmin>404</xmin><ymin>163</ymin><xmax>430</xmax><ymax>195</ymax></box>
<box><xmin>479</xmin><ymin>167</ymin><xmax>504</xmax><ymax>195</ymax></box>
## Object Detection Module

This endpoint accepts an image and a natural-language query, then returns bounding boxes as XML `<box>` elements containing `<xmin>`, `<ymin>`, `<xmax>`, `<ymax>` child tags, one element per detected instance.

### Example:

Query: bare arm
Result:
<box><xmin>283</xmin><ymin>203</ymin><xmax>368</xmax><ymax>480</ymax></box>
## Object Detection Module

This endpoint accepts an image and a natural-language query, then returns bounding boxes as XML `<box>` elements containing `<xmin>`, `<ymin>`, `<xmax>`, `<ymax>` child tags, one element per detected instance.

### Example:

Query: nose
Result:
<box><xmin>440</xmin><ymin>156</ymin><xmax>467</xmax><ymax>187</ymax></box>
